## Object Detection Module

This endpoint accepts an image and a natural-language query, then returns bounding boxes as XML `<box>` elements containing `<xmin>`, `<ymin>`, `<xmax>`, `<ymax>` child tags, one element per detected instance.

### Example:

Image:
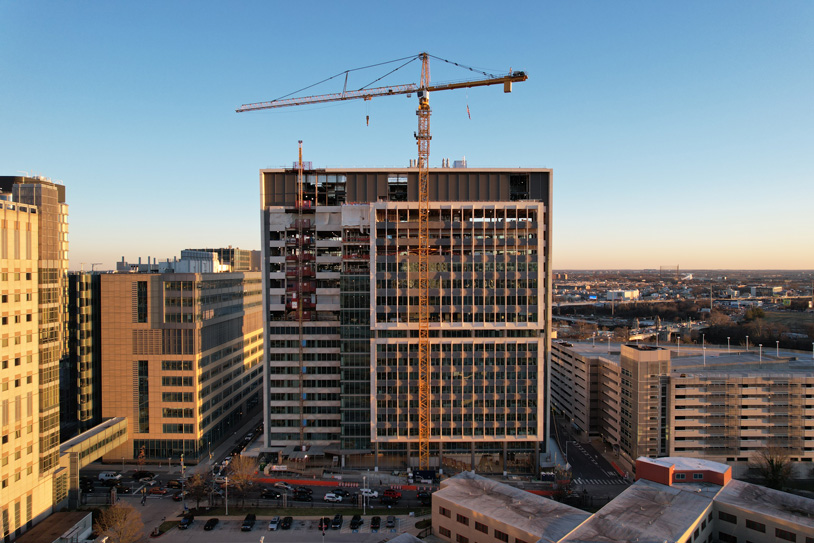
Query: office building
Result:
<box><xmin>551</xmin><ymin>341</ymin><xmax>814</xmax><ymax>476</ymax></box>
<box><xmin>433</xmin><ymin>458</ymin><xmax>814</xmax><ymax>543</ymax></box>
<box><xmin>186</xmin><ymin>247</ymin><xmax>258</xmax><ymax>271</ymax></box>
<box><xmin>100</xmin><ymin>264</ymin><xmax>264</xmax><ymax>463</ymax></box>
<box><xmin>260</xmin><ymin>165</ymin><xmax>552</xmax><ymax>471</ymax></box>
<box><xmin>0</xmin><ymin>176</ymin><xmax>68</xmax><ymax>541</ymax></box>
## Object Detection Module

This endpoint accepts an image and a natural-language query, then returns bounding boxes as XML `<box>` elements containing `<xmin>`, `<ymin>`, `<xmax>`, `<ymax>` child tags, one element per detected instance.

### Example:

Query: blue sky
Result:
<box><xmin>1</xmin><ymin>1</ymin><xmax>812</xmax><ymax>270</ymax></box>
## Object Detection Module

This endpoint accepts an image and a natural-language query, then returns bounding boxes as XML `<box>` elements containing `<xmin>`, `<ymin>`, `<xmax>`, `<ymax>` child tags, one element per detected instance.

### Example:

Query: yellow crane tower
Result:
<box><xmin>237</xmin><ymin>53</ymin><xmax>527</xmax><ymax>469</ymax></box>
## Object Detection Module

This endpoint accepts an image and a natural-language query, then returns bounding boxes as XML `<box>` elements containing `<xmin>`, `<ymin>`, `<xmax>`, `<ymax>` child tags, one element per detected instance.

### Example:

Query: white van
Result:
<box><xmin>98</xmin><ymin>471</ymin><xmax>121</xmax><ymax>481</ymax></box>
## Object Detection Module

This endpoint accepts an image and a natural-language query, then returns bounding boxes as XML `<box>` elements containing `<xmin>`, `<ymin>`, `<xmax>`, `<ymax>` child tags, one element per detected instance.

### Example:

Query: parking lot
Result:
<box><xmin>150</xmin><ymin>515</ymin><xmax>407</xmax><ymax>542</ymax></box>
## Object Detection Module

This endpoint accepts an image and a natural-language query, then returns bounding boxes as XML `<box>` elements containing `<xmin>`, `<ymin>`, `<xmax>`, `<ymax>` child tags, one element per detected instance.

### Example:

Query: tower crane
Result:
<box><xmin>238</xmin><ymin>53</ymin><xmax>527</xmax><ymax>469</ymax></box>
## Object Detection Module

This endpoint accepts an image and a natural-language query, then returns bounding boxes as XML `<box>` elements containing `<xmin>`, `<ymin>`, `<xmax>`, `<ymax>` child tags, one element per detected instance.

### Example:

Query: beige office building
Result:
<box><xmin>551</xmin><ymin>341</ymin><xmax>814</xmax><ymax>475</ymax></box>
<box><xmin>1</xmin><ymin>176</ymin><xmax>69</xmax><ymax>541</ymax></box>
<box><xmin>100</xmin><ymin>270</ymin><xmax>264</xmax><ymax>463</ymax></box>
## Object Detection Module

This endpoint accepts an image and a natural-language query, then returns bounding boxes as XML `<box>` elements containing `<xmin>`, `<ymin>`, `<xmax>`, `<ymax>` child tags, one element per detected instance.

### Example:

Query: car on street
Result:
<box><xmin>203</xmin><ymin>518</ymin><xmax>219</xmax><ymax>531</ymax></box>
<box><xmin>383</xmin><ymin>489</ymin><xmax>402</xmax><ymax>499</ymax></box>
<box><xmin>179</xmin><ymin>514</ymin><xmax>194</xmax><ymax>529</ymax></box>
<box><xmin>295</xmin><ymin>486</ymin><xmax>313</xmax><ymax>494</ymax></box>
<box><xmin>268</xmin><ymin>516</ymin><xmax>280</xmax><ymax>530</ymax></box>
<box><xmin>167</xmin><ymin>479</ymin><xmax>183</xmax><ymax>489</ymax></box>
<box><xmin>323</xmin><ymin>493</ymin><xmax>342</xmax><ymax>503</ymax></box>
<box><xmin>172</xmin><ymin>491</ymin><xmax>188</xmax><ymax>502</ymax></box>
<box><xmin>331</xmin><ymin>514</ymin><xmax>343</xmax><ymax>530</ymax></box>
<box><xmin>370</xmin><ymin>516</ymin><xmax>381</xmax><ymax>530</ymax></box>
<box><xmin>292</xmin><ymin>492</ymin><xmax>312</xmax><ymax>502</ymax></box>
<box><xmin>317</xmin><ymin>517</ymin><xmax>330</xmax><ymax>531</ymax></box>
<box><xmin>261</xmin><ymin>488</ymin><xmax>281</xmax><ymax>499</ymax></box>
<box><xmin>213</xmin><ymin>475</ymin><xmax>228</xmax><ymax>484</ymax></box>
<box><xmin>360</xmin><ymin>488</ymin><xmax>379</xmax><ymax>498</ymax></box>
<box><xmin>112</xmin><ymin>483</ymin><xmax>131</xmax><ymax>494</ymax></box>
<box><xmin>280</xmin><ymin>516</ymin><xmax>293</xmax><ymax>530</ymax></box>
<box><xmin>380</xmin><ymin>495</ymin><xmax>398</xmax><ymax>505</ymax></box>
<box><xmin>149</xmin><ymin>487</ymin><xmax>168</xmax><ymax>495</ymax></box>
<box><xmin>98</xmin><ymin>471</ymin><xmax>122</xmax><ymax>482</ymax></box>
<box><xmin>386</xmin><ymin>515</ymin><xmax>396</xmax><ymax>528</ymax></box>
<box><xmin>349</xmin><ymin>515</ymin><xmax>363</xmax><ymax>529</ymax></box>
<box><xmin>274</xmin><ymin>482</ymin><xmax>294</xmax><ymax>491</ymax></box>
<box><xmin>131</xmin><ymin>471</ymin><xmax>155</xmax><ymax>481</ymax></box>
<box><xmin>332</xmin><ymin>488</ymin><xmax>351</xmax><ymax>497</ymax></box>
<box><xmin>241</xmin><ymin>513</ymin><xmax>256</xmax><ymax>531</ymax></box>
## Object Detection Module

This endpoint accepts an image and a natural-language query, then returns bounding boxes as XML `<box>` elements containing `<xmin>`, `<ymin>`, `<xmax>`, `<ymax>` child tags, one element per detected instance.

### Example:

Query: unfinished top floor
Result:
<box><xmin>260</xmin><ymin>167</ymin><xmax>552</xmax><ymax>207</ymax></box>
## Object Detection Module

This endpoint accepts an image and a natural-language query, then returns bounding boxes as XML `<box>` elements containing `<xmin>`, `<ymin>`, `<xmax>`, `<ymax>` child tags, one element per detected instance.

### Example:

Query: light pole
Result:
<box><xmin>180</xmin><ymin>453</ymin><xmax>186</xmax><ymax>511</ymax></box>
<box><xmin>727</xmin><ymin>337</ymin><xmax>730</xmax><ymax>354</ymax></box>
<box><xmin>776</xmin><ymin>341</ymin><xmax>779</xmax><ymax>358</ymax></box>
<box><xmin>702</xmin><ymin>334</ymin><xmax>705</xmax><ymax>348</ymax></box>
<box><xmin>677</xmin><ymin>336</ymin><xmax>680</xmax><ymax>356</ymax></box>
<box><xmin>363</xmin><ymin>475</ymin><xmax>366</xmax><ymax>515</ymax></box>
<box><xmin>746</xmin><ymin>335</ymin><xmax>749</xmax><ymax>351</ymax></box>
<box><xmin>225</xmin><ymin>477</ymin><xmax>228</xmax><ymax>516</ymax></box>
<box><xmin>703</xmin><ymin>346</ymin><xmax>706</xmax><ymax>366</ymax></box>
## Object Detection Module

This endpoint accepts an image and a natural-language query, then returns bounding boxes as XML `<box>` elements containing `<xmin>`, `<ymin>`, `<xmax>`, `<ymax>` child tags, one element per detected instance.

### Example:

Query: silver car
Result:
<box><xmin>268</xmin><ymin>516</ymin><xmax>280</xmax><ymax>530</ymax></box>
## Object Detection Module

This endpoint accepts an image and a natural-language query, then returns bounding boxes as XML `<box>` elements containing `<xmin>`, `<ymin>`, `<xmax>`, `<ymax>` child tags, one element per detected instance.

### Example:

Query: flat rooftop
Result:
<box><xmin>640</xmin><ymin>456</ymin><xmax>730</xmax><ymax>475</ymax></box>
<box><xmin>561</xmin><ymin>478</ymin><xmax>719</xmax><ymax>543</ymax></box>
<box><xmin>435</xmin><ymin>472</ymin><xmax>590</xmax><ymax>542</ymax></box>
<box><xmin>14</xmin><ymin>512</ymin><xmax>90</xmax><ymax>543</ymax></box>
<box><xmin>715</xmin><ymin>479</ymin><xmax>814</xmax><ymax>531</ymax></box>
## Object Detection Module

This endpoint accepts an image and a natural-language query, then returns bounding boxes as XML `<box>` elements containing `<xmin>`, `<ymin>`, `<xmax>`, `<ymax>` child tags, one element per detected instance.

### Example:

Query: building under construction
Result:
<box><xmin>260</xmin><ymin>164</ymin><xmax>552</xmax><ymax>473</ymax></box>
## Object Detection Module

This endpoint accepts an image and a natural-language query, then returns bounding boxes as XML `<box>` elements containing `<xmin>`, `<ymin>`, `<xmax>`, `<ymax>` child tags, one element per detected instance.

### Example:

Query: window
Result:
<box><xmin>439</xmin><ymin>526</ymin><xmax>451</xmax><ymax>537</ymax></box>
<box><xmin>439</xmin><ymin>506</ymin><xmax>451</xmax><ymax>518</ymax></box>
<box><xmin>495</xmin><ymin>530</ymin><xmax>509</xmax><ymax>542</ymax></box>
<box><xmin>718</xmin><ymin>533</ymin><xmax>736</xmax><ymax>543</ymax></box>
<box><xmin>718</xmin><ymin>511</ymin><xmax>737</xmax><ymax>524</ymax></box>
<box><xmin>675</xmin><ymin>473</ymin><xmax>686</xmax><ymax>480</ymax></box>
<box><xmin>456</xmin><ymin>536</ymin><xmax>469</xmax><ymax>543</ymax></box>
<box><xmin>693</xmin><ymin>473</ymin><xmax>704</xmax><ymax>480</ymax></box>
<box><xmin>745</xmin><ymin>519</ymin><xmax>765</xmax><ymax>533</ymax></box>
<box><xmin>776</xmin><ymin>528</ymin><xmax>797</xmax><ymax>542</ymax></box>
<box><xmin>456</xmin><ymin>514</ymin><xmax>469</xmax><ymax>526</ymax></box>
<box><xmin>475</xmin><ymin>521</ymin><xmax>489</xmax><ymax>534</ymax></box>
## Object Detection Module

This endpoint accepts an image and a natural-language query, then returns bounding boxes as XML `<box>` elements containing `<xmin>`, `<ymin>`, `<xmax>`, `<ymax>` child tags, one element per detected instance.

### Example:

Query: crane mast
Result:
<box><xmin>238</xmin><ymin>53</ymin><xmax>526</xmax><ymax>470</ymax></box>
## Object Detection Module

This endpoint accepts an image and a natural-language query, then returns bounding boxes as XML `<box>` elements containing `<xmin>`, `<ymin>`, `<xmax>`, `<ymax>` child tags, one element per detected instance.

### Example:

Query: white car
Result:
<box><xmin>360</xmin><ymin>488</ymin><xmax>378</xmax><ymax>498</ymax></box>
<box><xmin>323</xmin><ymin>493</ymin><xmax>343</xmax><ymax>503</ymax></box>
<box><xmin>268</xmin><ymin>516</ymin><xmax>280</xmax><ymax>530</ymax></box>
<box><xmin>274</xmin><ymin>482</ymin><xmax>294</xmax><ymax>491</ymax></box>
<box><xmin>213</xmin><ymin>475</ymin><xmax>228</xmax><ymax>484</ymax></box>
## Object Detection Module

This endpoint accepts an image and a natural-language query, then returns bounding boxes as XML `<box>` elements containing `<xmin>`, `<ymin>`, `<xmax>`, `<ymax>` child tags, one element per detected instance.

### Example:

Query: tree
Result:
<box><xmin>227</xmin><ymin>455</ymin><xmax>258</xmax><ymax>506</ymax></box>
<box><xmin>185</xmin><ymin>473</ymin><xmax>208</xmax><ymax>510</ymax></box>
<box><xmin>751</xmin><ymin>447</ymin><xmax>793</xmax><ymax>490</ymax></box>
<box><xmin>93</xmin><ymin>503</ymin><xmax>145</xmax><ymax>543</ymax></box>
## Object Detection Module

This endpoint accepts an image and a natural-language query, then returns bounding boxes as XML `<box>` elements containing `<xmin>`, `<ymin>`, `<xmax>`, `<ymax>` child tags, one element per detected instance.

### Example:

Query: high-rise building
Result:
<box><xmin>0</xmin><ymin>175</ymin><xmax>68</xmax><ymax>541</ymax></box>
<box><xmin>99</xmin><ymin>267</ymin><xmax>264</xmax><ymax>463</ymax></box>
<box><xmin>260</xmin><ymin>165</ymin><xmax>552</xmax><ymax>472</ymax></box>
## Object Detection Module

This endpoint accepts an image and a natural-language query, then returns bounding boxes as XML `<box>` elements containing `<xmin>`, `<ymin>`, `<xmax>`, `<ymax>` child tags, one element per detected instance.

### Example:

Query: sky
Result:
<box><xmin>1</xmin><ymin>1</ymin><xmax>812</xmax><ymax>270</ymax></box>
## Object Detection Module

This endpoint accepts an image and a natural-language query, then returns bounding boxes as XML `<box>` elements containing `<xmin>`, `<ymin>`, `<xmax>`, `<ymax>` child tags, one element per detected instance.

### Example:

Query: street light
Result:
<box><xmin>703</xmin><ymin>346</ymin><xmax>706</xmax><ymax>367</ymax></box>
<box><xmin>759</xmin><ymin>344</ymin><xmax>763</xmax><ymax>366</ymax></box>
<box><xmin>727</xmin><ymin>337</ymin><xmax>730</xmax><ymax>354</ymax></box>
<box><xmin>776</xmin><ymin>341</ymin><xmax>780</xmax><ymax>358</ymax></box>
<box><xmin>225</xmin><ymin>477</ymin><xmax>228</xmax><ymax>516</ymax></box>
<box><xmin>363</xmin><ymin>475</ymin><xmax>367</xmax><ymax>516</ymax></box>
<box><xmin>746</xmin><ymin>335</ymin><xmax>749</xmax><ymax>351</ymax></box>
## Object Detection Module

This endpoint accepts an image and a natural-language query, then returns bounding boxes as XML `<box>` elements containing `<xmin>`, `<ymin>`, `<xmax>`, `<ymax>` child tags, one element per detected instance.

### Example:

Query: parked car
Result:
<box><xmin>332</xmin><ymin>488</ymin><xmax>351</xmax><ymax>497</ymax></box>
<box><xmin>383</xmin><ymin>489</ymin><xmax>402</xmax><ymax>499</ymax></box>
<box><xmin>148</xmin><ymin>487</ymin><xmax>168</xmax><ymax>495</ymax></box>
<box><xmin>213</xmin><ymin>475</ymin><xmax>228</xmax><ymax>484</ymax></box>
<box><xmin>112</xmin><ymin>483</ymin><xmax>131</xmax><ymax>494</ymax></box>
<box><xmin>349</xmin><ymin>515</ymin><xmax>363</xmax><ymax>529</ymax></box>
<box><xmin>323</xmin><ymin>493</ymin><xmax>342</xmax><ymax>503</ymax></box>
<box><xmin>360</xmin><ymin>488</ymin><xmax>379</xmax><ymax>498</ymax></box>
<box><xmin>317</xmin><ymin>517</ymin><xmax>331</xmax><ymax>530</ymax></box>
<box><xmin>261</xmin><ymin>488</ymin><xmax>281</xmax><ymax>499</ymax></box>
<box><xmin>417</xmin><ymin>490</ymin><xmax>431</xmax><ymax>505</ymax></box>
<box><xmin>386</xmin><ymin>515</ymin><xmax>396</xmax><ymax>528</ymax></box>
<box><xmin>370</xmin><ymin>516</ymin><xmax>381</xmax><ymax>530</ymax></box>
<box><xmin>166</xmin><ymin>479</ymin><xmax>182</xmax><ymax>489</ymax></box>
<box><xmin>241</xmin><ymin>513</ymin><xmax>256</xmax><ymax>531</ymax></box>
<box><xmin>179</xmin><ymin>514</ymin><xmax>194</xmax><ymax>529</ymax></box>
<box><xmin>280</xmin><ymin>516</ymin><xmax>293</xmax><ymax>530</ymax></box>
<box><xmin>331</xmin><ymin>514</ymin><xmax>343</xmax><ymax>530</ymax></box>
<box><xmin>268</xmin><ymin>516</ymin><xmax>280</xmax><ymax>530</ymax></box>
<box><xmin>203</xmin><ymin>518</ymin><xmax>219</xmax><ymax>531</ymax></box>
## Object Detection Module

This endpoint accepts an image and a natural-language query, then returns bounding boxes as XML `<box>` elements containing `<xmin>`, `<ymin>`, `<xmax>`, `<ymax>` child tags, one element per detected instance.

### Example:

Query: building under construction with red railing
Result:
<box><xmin>260</xmin><ymin>163</ymin><xmax>552</xmax><ymax>474</ymax></box>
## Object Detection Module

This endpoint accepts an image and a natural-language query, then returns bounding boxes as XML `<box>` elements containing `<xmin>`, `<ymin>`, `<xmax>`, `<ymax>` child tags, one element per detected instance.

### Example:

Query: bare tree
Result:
<box><xmin>185</xmin><ymin>473</ymin><xmax>208</xmax><ymax>510</ymax></box>
<box><xmin>751</xmin><ymin>447</ymin><xmax>793</xmax><ymax>490</ymax></box>
<box><xmin>227</xmin><ymin>455</ymin><xmax>258</xmax><ymax>506</ymax></box>
<box><xmin>93</xmin><ymin>503</ymin><xmax>145</xmax><ymax>543</ymax></box>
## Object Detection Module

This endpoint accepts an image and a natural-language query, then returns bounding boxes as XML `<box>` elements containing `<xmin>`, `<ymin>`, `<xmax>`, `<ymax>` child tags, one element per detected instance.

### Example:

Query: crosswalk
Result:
<box><xmin>572</xmin><ymin>477</ymin><xmax>626</xmax><ymax>486</ymax></box>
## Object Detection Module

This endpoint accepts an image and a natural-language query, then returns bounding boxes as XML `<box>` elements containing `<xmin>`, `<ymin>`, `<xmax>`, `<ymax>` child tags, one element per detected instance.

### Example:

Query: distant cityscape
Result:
<box><xmin>2</xmin><ymin>172</ymin><xmax>813</xmax><ymax>542</ymax></box>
